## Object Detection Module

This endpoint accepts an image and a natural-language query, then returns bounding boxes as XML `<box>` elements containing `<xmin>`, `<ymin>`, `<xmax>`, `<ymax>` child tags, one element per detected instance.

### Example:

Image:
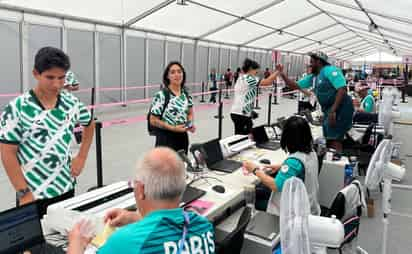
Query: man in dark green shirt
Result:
<box><xmin>277</xmin><ymin>52</ymin><xmax>354</xmax><ymax>152</ymax></box>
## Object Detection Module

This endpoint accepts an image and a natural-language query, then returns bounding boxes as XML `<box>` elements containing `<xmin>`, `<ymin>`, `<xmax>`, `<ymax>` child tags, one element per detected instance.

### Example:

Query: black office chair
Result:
<box><xmin>216</xmin><ymin>207</ymin><xmax>252</xmax><ymax>254</ymax></box>
<box><xmin>343</xmin><ymin>123</ymin><xmax>378</xmax><ymax>175</ymax></box>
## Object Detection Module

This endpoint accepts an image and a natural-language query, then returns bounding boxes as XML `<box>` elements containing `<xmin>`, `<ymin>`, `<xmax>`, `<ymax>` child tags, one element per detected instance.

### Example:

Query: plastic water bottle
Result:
<box><xmin>344</xmin><ymin>164</ymin><xmax>353</xmax><ymax>186</ymax></box>
<box><xmin>317</xmin><ymin>137</ymin><xmax>327</xmax><ymax>156</ymax></box>
<box><xmin>350</xmin><ymin>156</ymin><xmax>358</xmax><ymax>178</ymax></box>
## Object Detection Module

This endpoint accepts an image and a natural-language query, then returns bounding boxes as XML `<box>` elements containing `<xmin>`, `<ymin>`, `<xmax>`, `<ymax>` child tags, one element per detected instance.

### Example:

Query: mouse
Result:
<box><xmin>259</xmin><ymin>159</ymin><xmax>271</xmax><ymax>165</ymax></box>
<box><xmin>212</xmin><ymin>185</ymin><xmax>226</xmax><ymax>193</ymax></box>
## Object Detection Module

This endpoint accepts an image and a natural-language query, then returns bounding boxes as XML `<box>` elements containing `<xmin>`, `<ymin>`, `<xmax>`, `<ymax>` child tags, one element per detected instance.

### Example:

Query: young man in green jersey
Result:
<box><xmin>68</xmin><ymin>147</ymin><xmax>215</xmax><ymax>254</ymax></box>
<box><xmin>0</xmin><ymin>47</ymin><xmax>95</xmax><ymax>216</ymax></box>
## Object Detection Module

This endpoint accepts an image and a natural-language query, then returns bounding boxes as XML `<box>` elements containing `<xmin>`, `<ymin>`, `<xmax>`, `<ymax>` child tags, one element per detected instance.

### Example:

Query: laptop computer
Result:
<box><xmin>180</xmin><ymin>186</ymin><xmax>206</xmax><ymax>207</ymax></box>
<box><xmin>251</xmin><ymin>126</ymin><xmax>281</xmax><ymax>151</ymax></box>
<box><xmin>203</xmin><ymin>139</ymin><xmax>242</xmax><ymax>173</ymax></box>
<box><xmin>0</xmin><ymin>203</ymin><xmax>64</xmax><ymax>254</ymax></box>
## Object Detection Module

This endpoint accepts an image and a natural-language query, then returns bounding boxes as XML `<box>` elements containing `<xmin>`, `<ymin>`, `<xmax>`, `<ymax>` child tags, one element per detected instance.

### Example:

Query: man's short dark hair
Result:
<box><xmin>280</xmin><ymin>116</ymin><xmax>313</xmax><ymax>154</ymax></box>
<box><xmin>34</xmin><ymin>47</ymin><xmax>70</xmax><ymax>74</ymax></box>
<box><xmin>242</xmin><ymin>58</ymin><xmax>260</xmax><ymax>73</ymax></box>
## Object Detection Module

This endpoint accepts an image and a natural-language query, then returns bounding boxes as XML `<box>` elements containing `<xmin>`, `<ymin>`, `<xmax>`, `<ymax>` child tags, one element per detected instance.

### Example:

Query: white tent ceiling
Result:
<box><xmin>1</xmin><ymin>0</ymin><xmax>411</xmax><ymax>61</ymax></box>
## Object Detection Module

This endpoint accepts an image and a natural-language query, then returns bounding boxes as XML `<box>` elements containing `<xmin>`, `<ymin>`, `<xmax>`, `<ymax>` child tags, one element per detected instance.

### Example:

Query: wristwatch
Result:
<box><xmin>16</xmin><ymin>187</ymin><xmax>31</xmax><ymax>200</ymax></box>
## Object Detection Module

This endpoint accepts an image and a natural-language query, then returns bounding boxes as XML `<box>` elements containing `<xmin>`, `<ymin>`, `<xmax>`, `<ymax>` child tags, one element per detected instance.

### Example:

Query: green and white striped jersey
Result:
<box><xmin>150</xmin><ymin>90</ymin><xmax>193</xmax><ymax>126</ymax></box>
<box><xmin>65</xmin><ymin>70</ymin><xmax>79</xmax><ymax>86</ymax></box>
<box><xmin>231</xmin><ymin>74</ymin><xmax>259</xmax><ymax>117</ymax></box>
<box><xmin>0</xmin><ymin>90</ymin><xmax>92</xmax><ymax>199</ymax></box>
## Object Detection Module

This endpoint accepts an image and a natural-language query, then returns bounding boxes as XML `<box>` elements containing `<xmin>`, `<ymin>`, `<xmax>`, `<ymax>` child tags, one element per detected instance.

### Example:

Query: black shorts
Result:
<box><xmin>155</xmin><ymin>129</ymin><xmax>189</xmax><ymax>154</ymax></box>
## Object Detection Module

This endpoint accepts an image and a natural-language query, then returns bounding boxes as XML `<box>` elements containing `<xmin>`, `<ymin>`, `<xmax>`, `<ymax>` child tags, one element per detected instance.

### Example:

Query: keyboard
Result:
<box><xmin>210</xmin><ymin>160</ymin><xmax>242</xmax><ymax>173</ymax></box>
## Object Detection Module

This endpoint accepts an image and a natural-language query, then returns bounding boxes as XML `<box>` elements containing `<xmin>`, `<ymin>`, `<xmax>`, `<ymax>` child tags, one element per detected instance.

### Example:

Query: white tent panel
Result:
<box><xmin>275</xmin><ymin>38</ymin><xmax>314</xmax><ymax>52</ymax></box>
<box><xmin>132</xmin><ymin>4</ymin><xmax>235</xmax><ymax>38</ymax></box>
<box><xmin>380</xmin><ymin>30</ymin><xmax>412</xmax><ymax>46</ymax></box>
<box><xmin>371</xmin><ymin>15</ymin><xmax>412</xmax><ymax>38</ymax></box>
<box><xmin>311</xmin><ymin>0</ymin><xmax>369</xmax><ymax>23</ymax></box>
<box><xmin>2</xmin><ymin>0</ymin><xmax>125</xmax><ymax>23</ymax></box>
<box><xmin>340</xmin><ymin>41</ymin><xmax>370</xmax><ymax>51</ymax></box>
<box><xmin>322</xmin><ymin>33</ymin><xmax>358</xmax><ymax>45</ymax></box>
<box><xmin>251</xmin><ymin>0</ymin><xmax>318</xmax><ymax>30</ymax></box>
<box><xmin>247</xmin><ymin>33</ymin><xmax>297</xmax><ymax>49</ymax></box>
<box><xmin>349</xmin><ymin>28</ymin><xmax>412</xmax><ymax>52</ymax></box>
<box><xmin>352</xmin><ymin>51</ymin><xmax>402</xmax><ymax>63</ymax></box>
<box><xmin>285</xmin><ymin>14</ymin><xmax>335</xmax><ymax>35</ymax></box>
<box><xmin>332</xmin><ymin>37</ymin><xmax>366</xmax><ymax>48</ymax></box>
<box><xmin>205</xmin><ymin>20</ymin><xmax>273</xmax><ymax>45</ymax></box>
<box><xmin>307</xmin><ymin>24</ymin><xmax>347</xmax><ymax>41</ymax></box>
<box><xmin>361</xmin><ymin>0</ymin><xmax>412</xmax><ymax>21</ymax></box>
<box><xmin>199</xmin><ymin>0</ymin><xmax>282</xmax><ymax>17</ymax></box>
<box><xmin>332</xmin><ymin>16</ymin><xmax>369</xmax><ymax>32</ymax></box>
<box><xmin>295</xmin><ymin>43</ymin><xmax>328</xmax><ymax>54</ymax></box>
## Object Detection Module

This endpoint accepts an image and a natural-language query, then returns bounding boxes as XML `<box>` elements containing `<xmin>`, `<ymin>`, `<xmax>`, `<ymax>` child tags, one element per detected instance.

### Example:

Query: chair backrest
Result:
<box><xmin>217</xmin><ymin>207</ymin><xmax>252</xmax><ymax>254</ymax></box>
<box><xmin>327</xmin><ymin>181</ymin><xmax>364</xmax><ymax>248</ymax></box>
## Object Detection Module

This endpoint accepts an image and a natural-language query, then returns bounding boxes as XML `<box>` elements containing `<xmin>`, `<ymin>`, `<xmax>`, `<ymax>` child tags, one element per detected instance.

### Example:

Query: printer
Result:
<box><xmin>220</xmin><ymin>135</ymin><xmax>256</xmax><ymax>158</ymax></box>
<box><xmin>44</xmin><ymin>181</ymin><xmax>135</xmax><ymax>234</ymax></box>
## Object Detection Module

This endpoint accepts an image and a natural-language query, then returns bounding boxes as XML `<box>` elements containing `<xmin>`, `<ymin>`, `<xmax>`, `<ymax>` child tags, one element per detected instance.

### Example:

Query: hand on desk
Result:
<box><xmin>242</xmin><ymin>161</ymin><xmax>281</xmax><ymax>175</ymax></box>
<box><xmin>67</xmin><ymin>219</ymin><xmax>95</xmax><ymax>254</ymax></box>
<box><xmin>104</xmin><ymin>208</ymin><xmax>142</xmax><ymax>227</ymax></box>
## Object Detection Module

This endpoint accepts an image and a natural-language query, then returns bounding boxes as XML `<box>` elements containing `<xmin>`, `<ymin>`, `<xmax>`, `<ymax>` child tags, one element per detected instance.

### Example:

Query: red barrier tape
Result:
<box><xmin>96</xmin><ymin>89</ymin><xmax>299</xmax><ymax>129</ymax></box>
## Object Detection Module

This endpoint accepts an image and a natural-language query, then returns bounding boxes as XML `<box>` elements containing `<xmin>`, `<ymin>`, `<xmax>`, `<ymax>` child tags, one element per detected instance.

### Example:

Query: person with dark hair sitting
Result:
<box><xmin>230</xmin><ymin>58</ymin><xmax>281</xmax><ymax>135</ymax></box>
<box><xmin>149</xmin><ymin>61</ymin><xmax>195</xmax><ymax>153</ymax></box>
<box><xmin>243</xmin><ymin>116</ymin><xmax>320</xmax><ymax>216</ymax></box>
<box><xmin>0</xmin><ymin>47</ymin><xmax>95</xmax><ymax>216</ymax></box>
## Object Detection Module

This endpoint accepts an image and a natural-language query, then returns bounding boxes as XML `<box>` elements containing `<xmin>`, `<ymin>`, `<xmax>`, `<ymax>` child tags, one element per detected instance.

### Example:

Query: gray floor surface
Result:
<box><xmin>1</xmin><ymin>91</ymin><xmax>411</xmax><ymax>253</ymax></box>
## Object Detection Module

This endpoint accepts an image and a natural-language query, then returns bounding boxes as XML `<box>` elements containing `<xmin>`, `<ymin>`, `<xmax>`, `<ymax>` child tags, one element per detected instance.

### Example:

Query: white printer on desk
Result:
<box><xmin>220</xmin><ymin>135</ymin><xmax>256</xmax><ymax>158</ymax></box>
<box><xmin>44</xmin><ymin>181</ymin><xmax>135</xmax><ymax>234</ymax></box>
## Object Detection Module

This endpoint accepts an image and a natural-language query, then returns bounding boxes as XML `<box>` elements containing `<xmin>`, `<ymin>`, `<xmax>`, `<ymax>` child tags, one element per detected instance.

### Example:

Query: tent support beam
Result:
<box><xmin>306</xmin><ymin>0</ymin><xmax>375</xmax><ymax>56</ymax></box>
<box><xmin>241</xmin><ymin>11</ymin><xmax>323</xmax><ymax>46</ymax></box>
<box><xmin>124</xmin><ymin>0</ymin><xmax>176</xmax><ymax>27</ymax></box>
<box><xmin>291</xmin><ymin>31</ymin><xmax>353</xmax><ymax>52</ymax></box>
<box><xmin>196</xmin><ymin>0</ymin><xmax>285</xmax><ymax>39</ymax></box>
<box><xmin>328</xmin><ymin>11</ymin><xmax>412</xmax><ymax>43</ymax></box>
<box><xmin>271</xmin><ymin>22</ymin><xmax>338</xmax><ymax>49</ymax></box>
<box><xmin>319</xmin><ymin>0</ymin><xmax>412</xmax><ymax>25</ymax></box>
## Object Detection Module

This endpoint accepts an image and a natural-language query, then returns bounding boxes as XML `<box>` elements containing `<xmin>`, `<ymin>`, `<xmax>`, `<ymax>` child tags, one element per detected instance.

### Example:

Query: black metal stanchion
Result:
<box><xmin>214</xmin><ymin>85</ymin><xmax>224</xmax><ymax>119</ymax></box>
<box><xmin>224</xmin><ymin>82</ymin><xmax>230</xmax><ymax>99</ymax></box>
<box><xmin>402</xmin><ymin>85</ymin><xmax>407</xmax><ymax>103</ymax></box>
<box><xmin>88</xmin><ymin>121</ymin><xmax>103</xmax><ymax>191</ymax></box>
<box><xmin>200</xmin><ymin>81</ymin><xmax>206</xmax><ymax>103</ymax></box>
<box><xmin>214</xmin><ymin>85</ymin><xmax>224</xmax><ymax>140</ymax></box>
<box><xmin>272</xmin><ymin>81</ymin><xmax>279</xmax><ymax>105</ymax></box>
<box><xmin>91</xmin><ymin>87</ymin><xmax>96</xmax><ymax>119</ymax></box>
<box><xmin>217</xmin><ymin>100</ymin><xmax>223</xmax><ymax>140</ymax></box>
<box><xmin>95</xmin><ymin>121</ymin><xmax>103</xmax><ymax>188</ymax></box>
<box><xmin>267</xmin><ymin>93</ymin><xmax>272</xmax><ymax>126</ymax></box>
<box><xmin>254</xmin><ymin>85</ymin><xmax>261</xmax><ymax>109</ymax></box>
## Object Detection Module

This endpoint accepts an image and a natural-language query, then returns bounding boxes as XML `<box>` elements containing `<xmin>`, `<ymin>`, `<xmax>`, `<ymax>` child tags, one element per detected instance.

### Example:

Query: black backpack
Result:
<box><xmin>147</xmin><ymin>88</ymin><xmax>171</xmax><ymax>136</ymax></box>
<box><xmin>147</xmin><ymin>88</ymin><xmax>189</xmax><ymax>136</ymax></box>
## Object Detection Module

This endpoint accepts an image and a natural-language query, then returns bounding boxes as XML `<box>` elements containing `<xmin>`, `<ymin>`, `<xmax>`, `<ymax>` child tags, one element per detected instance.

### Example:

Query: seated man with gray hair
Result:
<box><xmin>67</xmin><ymin>147</ymin><xmax>215</xmax><ymax>254</ymax></box>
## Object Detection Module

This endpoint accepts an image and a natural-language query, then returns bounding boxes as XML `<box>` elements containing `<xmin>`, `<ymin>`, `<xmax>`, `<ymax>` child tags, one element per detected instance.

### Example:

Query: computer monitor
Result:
<box><xmin>203</xmin><ymin>139</ymin><xmax>224</xmax><ymax>166</ymax></box>
<box><xmin>0</xmin><ymin>203</ymin><xmax>44</xmax><ymax>254</ymax></box>
<box><xmin>251</xmin><ymin>126</ymin><xmax>269</xmax><ymax>143</ymax></box>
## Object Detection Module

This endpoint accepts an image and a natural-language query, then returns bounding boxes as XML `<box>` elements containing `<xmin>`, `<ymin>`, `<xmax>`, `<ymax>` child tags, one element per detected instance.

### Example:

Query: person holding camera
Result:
<box><xmin>230</xmin><ymin>58</ymin><xmax>281</xmax><ymax>135</ymax></box>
